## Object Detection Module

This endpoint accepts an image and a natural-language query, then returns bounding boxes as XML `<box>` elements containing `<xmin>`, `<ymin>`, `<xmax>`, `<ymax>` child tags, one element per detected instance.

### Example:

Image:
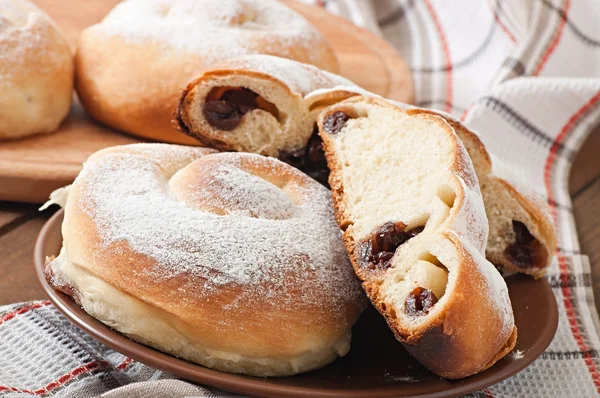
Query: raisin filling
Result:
<box><xmin>504</xmin><ymin>220</ymin><xmax>542</xmax><ymax>269</ymax></box>
<box><xmin>323</xmin><ymin>111</ymin><xmax>352</xmax><ymax>134</ymax></box>
<box><xmin>405</xmin><ymin>287</ymin><xmax>438</xmax><ymax>316</ymax></box>
<box><xmin>361</xmin><ymin>222</ymin><xmax>424</xmax><ymax>270</ymax></box>
<box><xmin>281</xmin><ymin>109</ymin><xmax>354</xmax><ymax>186</ymax></box>
<box><xmin>280</xmin><ymin>127</ymin><xmax>330</xmax><ymax>187</ymax></box>
<box><xmin>203</xmin><ymin>87</ymin><xmax>277</xmax><ymax>131</ymax></box>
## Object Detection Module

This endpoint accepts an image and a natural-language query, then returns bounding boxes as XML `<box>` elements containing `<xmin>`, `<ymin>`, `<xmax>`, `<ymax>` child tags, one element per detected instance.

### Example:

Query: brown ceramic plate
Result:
<box><xmin>35</xmin><ymin>209</ymin><xmax>558</xmax><ymax>398</ymax></box>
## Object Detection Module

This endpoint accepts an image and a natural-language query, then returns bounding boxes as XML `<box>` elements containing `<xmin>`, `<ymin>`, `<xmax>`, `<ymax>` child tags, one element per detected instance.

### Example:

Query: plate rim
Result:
<box><xmin>34</xmin><ymin>208</ymin><xmax>559</xmax><ymax>398</ymax></box>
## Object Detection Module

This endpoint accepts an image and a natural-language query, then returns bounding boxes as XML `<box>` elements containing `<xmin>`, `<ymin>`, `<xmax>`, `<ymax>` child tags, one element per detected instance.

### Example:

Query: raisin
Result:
<box><xmin>280</xmin><ymin>126</ymin><xmax>330</xmax><ymax>187</ymax></box>
<box><xmin>203</xmin><ymin>88</ymin><xmax>259</xmax><ymax>130</ymax></box>
<box><xmin>513</xmin><ymin>220</ymin><xmax>534</xmax><ymax>245</ymax></box>
<box><xmin>504</xmin><ymin>220</ymin><xmax>540</xmax><ymax>269</ymax></box>
<box><xmin>405</xmin><ymin>287</ymin><xmax>438</xmax><ymax>316</ymax></box>
<box><xmin>363</xmin><ymin>222</ymin><xmax>424</xmax><ymax>270</ymax></box>
<box><xmin>203</xmin><ymin>101</ymin><xmax>241</xmax><ymax>130</ymax></box>
<box><xmin>323</xmin><ymin>111</ymin><xmax>351</xmax><ymax>134</ymax></box>
<box><xmin>505</xmin><ymin>244</ymin><xmax>537</xmax><ymax>269</ymax></box>
<box><xmin>372</xmin><ymin>251</ymin><xmax>395</xmax><ymax>269</ymax></box>
<box><xmin>372</xmin><ymin>222</ymin><xmax>402</xmax><ymax>253</ymax></box>
<box><xmin>221</xmin><ymin>88</ymin><xmax>259</xmax><ymax>113</ymax></box>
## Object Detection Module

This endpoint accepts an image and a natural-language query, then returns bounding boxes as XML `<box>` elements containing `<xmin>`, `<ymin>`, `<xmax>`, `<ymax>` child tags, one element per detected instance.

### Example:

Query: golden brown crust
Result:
<box><xmin>175</xmin><ymin>55</ymin><xmax>357</xmax><ymax>157</ymax></box>
<box><xmin>0</xmin><ymin>0</ymin><xmax>73</xmax><ymax>139</ymax></box>
<box><xmin>494</xmin><ymin>180</ymin><xmax>557</xmax><ymax>278</ymax></box>
<box><xmin>403</xmin><ymin>108</ymin><xmax>556</xmax><ymax>277</ymax></box>
<box><xmin>74</xmin><ymin>33</ymin><xmax>203</xmax><ymax>145</ymax></box>
<box><xmin>49</xmin><ymin>144</ymin><xmax>365</xmax><ymax>376</ymax></box>
<box><xmin>455</xmin><ymin>122</ymin><xmax>555</xmax><ymax>277</ymax></box>
<box><xmin>175</xmin><ymin>66</ymin><xmax>298</xmax><ymax>149</ymax></box>
<box><xmin>396</xmin><ymin>234</ymin><xmax>517</xmax><ymax>378</ymax></box>
<box><xmin>317</xmin><ymin>97</ymin><xmax>516</xmax><ymax>379</ymax></box>
<box><xmin>75</xmin><ymin>0</ymin><xmax>339</xmax><ymax>145</ymax></box>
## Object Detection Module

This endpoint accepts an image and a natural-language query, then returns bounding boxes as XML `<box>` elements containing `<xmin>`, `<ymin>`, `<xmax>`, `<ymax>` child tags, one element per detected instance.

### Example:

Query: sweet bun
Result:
<box><xmin>401</xmin><ymin>107</ymin><xmax>556</xmax><ymax>278</ymax></box>
<box><xmin>317</xmin><ymin>97</ymin><xmax>516</xmax><ymax>379</ymax></box>
<box><xmin>75</xmin><ymin>0</ymin><xmax>338</xmax><ymax>145</ymax></box>
<box><xmin>177</xmin><ymin>54</ymin><xmax>358</xmax><ymax>184</ymax></box>
<box><xmin>0</xmin><ymin>0</ymin><xmax>73</xmax><ymax>139</ymax></box>
<box><xmin>44</xmin><ymin>143</ymin><xmax>366</xmax><ymax>377</ymax></box>
<box><xmin>178</xmin><ymin>64</ymin><xmax>556</xmax><ymax>278</ymax></box>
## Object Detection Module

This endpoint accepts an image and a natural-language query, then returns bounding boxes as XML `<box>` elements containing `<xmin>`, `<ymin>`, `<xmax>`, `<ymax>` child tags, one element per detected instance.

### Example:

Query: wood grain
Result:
<box><xmin>0</xmin><ymin>0</ymin><xmax>414</xmax><ymax>204</ymax></box>
<box><xmin>0</xmin><ymin>202</ymin><xmax>38</xmax><ymax>231</ymax></box>
<box><xmin>0</xmin><ymin>103</ymin><xmax>139</xmax><ymax>203</ymax></box>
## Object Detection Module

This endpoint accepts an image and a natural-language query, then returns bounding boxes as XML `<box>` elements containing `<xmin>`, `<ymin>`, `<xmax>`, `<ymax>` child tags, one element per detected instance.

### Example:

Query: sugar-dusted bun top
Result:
<box><xmin>62</xmin><ymin>144</ymin><xmax>364</xmax><ymax>359</ymax></box>
<box><xmin>170</xmin><ymin>151</ymin><xmax>310</xmax><ymax>220</ymax></box>
<box><xmin>201</xmin><ymin>55</ymin><xmax>355</xmax><ymax>97</ymax></box>
<box><xmin>92</xmin><ymin>0</ymin><xmax>338</xmax><ymax>71</ymax></box>
<box><xmin>75</xmin><ymin>0</ymin><xmax>338</xmax><ymax>144</ymax></box>
<box><xmin>0</xmin><ymin>0</ymin><xmax>67</xmax><ymax>61</ymax></box>
<box><xmin>0</xmin><ymin>0</ymin><xmax>73</xmax><ymax>138</ymax></box>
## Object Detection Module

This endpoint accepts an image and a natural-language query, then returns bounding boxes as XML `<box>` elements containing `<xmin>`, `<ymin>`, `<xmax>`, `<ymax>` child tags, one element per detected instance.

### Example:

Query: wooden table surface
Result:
<box><xmin>1</xmin><ymin>127</ymin><xmax>599</xmax><ymax>308</ymax></box>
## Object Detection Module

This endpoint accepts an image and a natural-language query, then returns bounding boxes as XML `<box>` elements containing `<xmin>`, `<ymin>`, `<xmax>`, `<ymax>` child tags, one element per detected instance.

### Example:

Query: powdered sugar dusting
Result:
<box><xmin>383</xmin><ymin>371</ymin><xmax>420</xmax><ymax>383</ymax></box>
<box><xmin>96</xmin><ymin>0</ymin><xmax>326</xmax><ymax>66</ymax></box>
<box><xmin>455</xmin><ymin>235</ymin><xmax>514</xmax><ymax>332</ymax></box>
<box><xmin>306</xmin><ymin>84</ymin><xmax>381</xmax><ymax>103</ymax></box>
<box><xmin>73</xmin><ymin>144</ymin><xmax>363</xmax><ymax>310</ymax></box>
<box><xmin>0</xmin><ymin>0</ymin><xmax>66</xmax><ymax>86</ymax></box>
<box><xmin>192</xmin><ymin>161</ymin><xmax>297</xmax><ymax>219</ymax></box>
<box><xmin>222</xmin><ymin>55</ymin><xmax>354</xmax><ymax>96</ymax></box>
<box><xmin>511</xmin><ymin>349</ymin><xmax>524</xmax><ymax>360</ymax></box>
<box><xmin>449</xmin><ymin>173</ymin><xmax>489</xmax><ymax>254</ymax></box>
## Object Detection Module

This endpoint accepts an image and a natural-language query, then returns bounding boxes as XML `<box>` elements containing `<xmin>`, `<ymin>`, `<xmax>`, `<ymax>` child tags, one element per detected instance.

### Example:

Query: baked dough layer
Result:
<box><xmin>318</xmin><ymin>97</ymin><xmax>516</xmax><ymax>379</ymax></box>
<box><xmin>75</xmin><ymin>0</ymin><xmax>338</xmax><ymax>144</ymax></box>
<box><xmin>45</xmin><ymin>144</ymin><xmax>366</xmax><ymax>377</ymax></box>
<box><xmin>0</xmin><ymin>0</ymin><xmax>73</xmax><ymax>139</ymax></box>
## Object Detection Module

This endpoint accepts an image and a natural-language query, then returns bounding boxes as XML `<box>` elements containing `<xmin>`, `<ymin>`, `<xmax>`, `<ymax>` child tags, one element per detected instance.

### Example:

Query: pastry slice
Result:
<box><xmin>176</xmin><ymin>54</ymin><xmax>360</xmax><ymax>184</ymax></box>
<box><xmin>177</xmin><ymin>59</ymin><xmax>555</xmax><ymax>277</ymax></box>
<box><xmin>317</xmin><ymin>96</ymin><xmax>516</xmax><ymax>379</ymax></box>
<box><xmin>399</xmin><ymin>107</ymin><xmax>556</xmax><ymax>278</ymax></box>
<box><xmin>308</xmin><ymin>84</ymin><xmax>555</xmax><ymax>277</ymax></box>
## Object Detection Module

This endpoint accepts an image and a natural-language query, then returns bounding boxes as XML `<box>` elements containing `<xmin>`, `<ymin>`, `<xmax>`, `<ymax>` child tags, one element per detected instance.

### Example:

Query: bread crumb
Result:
<box><xmin>383</xmin><ymin>371</ymin><xmax>419</xmax><ymax>383</ymax></box>
<box><xmin>511</xmin><ymin>350</ymin><xmax>524</xmax><ymax>360</ymax></box>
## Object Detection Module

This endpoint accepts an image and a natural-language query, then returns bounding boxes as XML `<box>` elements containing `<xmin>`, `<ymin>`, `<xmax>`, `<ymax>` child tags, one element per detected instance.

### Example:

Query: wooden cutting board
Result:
<box><xmin>0</xmin><ymin>0</ymin><xmax>414</xmax><ymax>203</ymax></box>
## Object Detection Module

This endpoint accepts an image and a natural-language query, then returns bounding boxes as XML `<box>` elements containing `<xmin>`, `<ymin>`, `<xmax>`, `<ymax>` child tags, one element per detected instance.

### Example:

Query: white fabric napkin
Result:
<box><xmin>2</xmin><ymin>0</ymin><xmax>600</xmax><ymax>396</ymax></box>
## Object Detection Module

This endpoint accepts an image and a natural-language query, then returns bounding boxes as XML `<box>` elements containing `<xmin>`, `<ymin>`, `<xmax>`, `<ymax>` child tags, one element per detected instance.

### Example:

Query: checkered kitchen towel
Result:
<box><xmin>2</xmin><ymin>0</ymin><xmax>600</xmax><ymax>396</ymax></box>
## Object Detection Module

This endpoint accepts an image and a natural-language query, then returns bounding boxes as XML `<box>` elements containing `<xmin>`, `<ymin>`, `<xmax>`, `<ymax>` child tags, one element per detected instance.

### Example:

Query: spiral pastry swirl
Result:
<box><xmin>45</xmin><ymin>143</ymin><xmax>366</xmax><ymax>376</ymax></box>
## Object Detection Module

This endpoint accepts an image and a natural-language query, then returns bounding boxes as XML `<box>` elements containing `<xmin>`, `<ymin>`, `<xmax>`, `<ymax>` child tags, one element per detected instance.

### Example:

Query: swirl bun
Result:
<box><xmin>75</xmin><ymin>0</ymin><xmax>338</xmax><ymax>145</ymax></box>
<box><xmin>170</xmin><ymin>151</ymin><xmax>308</xmax><ymax>220</ymax></box>
<box><xmin>176</xmin><ymin>54</ymin><xmax>361</xmax><ymax>184</ymax></box>
<box><xmin>45</xmin><ymin>144</ymin><xmax>366</xmax><ymax>376</ymax></box>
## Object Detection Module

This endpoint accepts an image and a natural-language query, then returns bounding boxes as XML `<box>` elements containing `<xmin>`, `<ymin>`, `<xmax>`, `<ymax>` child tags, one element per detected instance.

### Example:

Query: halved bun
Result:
<box><xmin>318</xmin><ymin>97</ymin><xmax>516</xmax><ymax>379</ymax></box>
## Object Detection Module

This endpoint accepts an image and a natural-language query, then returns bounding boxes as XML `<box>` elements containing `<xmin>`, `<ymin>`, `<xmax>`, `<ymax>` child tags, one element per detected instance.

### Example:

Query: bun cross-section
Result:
<box><xmin>317</xmin><ymin>97</ymin><xmax>517</xmax><ymax>379</ymax></box>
